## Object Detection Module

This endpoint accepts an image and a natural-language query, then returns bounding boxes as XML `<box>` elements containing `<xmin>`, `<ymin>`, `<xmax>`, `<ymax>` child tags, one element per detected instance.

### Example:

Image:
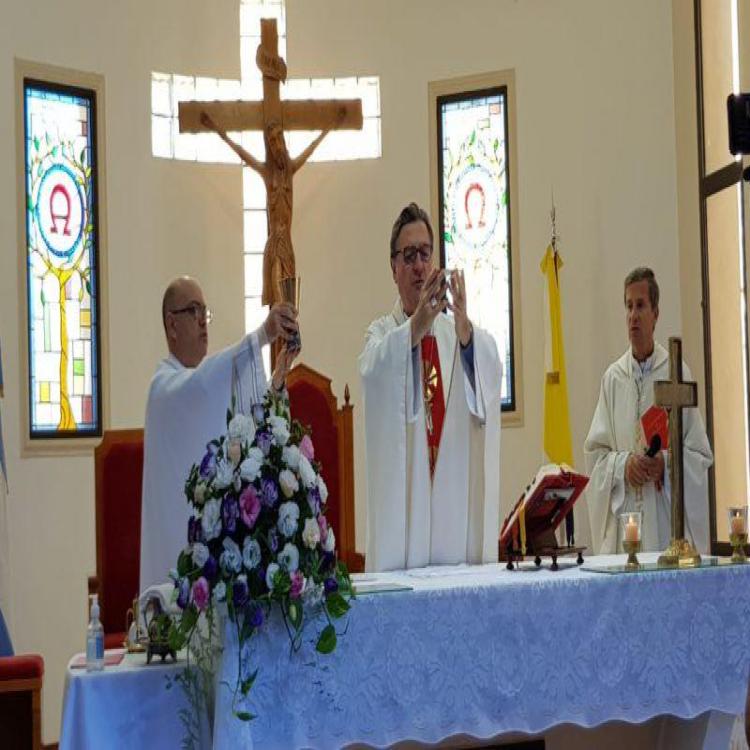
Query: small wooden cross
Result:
<box><xmin>653</xmin><ymin>337</ymin><xmax>698</xmax><ymax>553</ymax></box>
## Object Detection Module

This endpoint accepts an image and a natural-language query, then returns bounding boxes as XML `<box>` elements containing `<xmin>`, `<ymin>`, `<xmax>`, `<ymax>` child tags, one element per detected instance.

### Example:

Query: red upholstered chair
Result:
<box><xmin>0</xmin><ymin>654</ymin><xmax>44</xmax><ymax>750</ymax></box>
<box><xmin>88</xmin><ymin>429</ymin><xmax>144</xmax><ymax>649</ymax></box>
<box><xmin>287</xmin><ymin>363</ymin><xmax>364</xmax><ymax>573</ymax></box>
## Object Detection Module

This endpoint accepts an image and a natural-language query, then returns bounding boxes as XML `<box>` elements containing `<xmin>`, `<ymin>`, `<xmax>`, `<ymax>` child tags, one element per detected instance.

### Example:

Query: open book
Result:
<box><xmin>499</xmin><ymin>464</ymin><xmax>589</xmax><ymax>560</ymax></box>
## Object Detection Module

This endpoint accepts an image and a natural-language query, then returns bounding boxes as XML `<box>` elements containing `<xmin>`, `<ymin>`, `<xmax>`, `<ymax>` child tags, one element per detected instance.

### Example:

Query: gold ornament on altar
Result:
<box><xmin>728</xmin><ymin>506</ymin><xmax>748</xmax><ymax>563</ymax></box>
<box><xmin>124</xmin><ymin>597</ymin><xmax>147</xmax><ymax>654</ymax></box>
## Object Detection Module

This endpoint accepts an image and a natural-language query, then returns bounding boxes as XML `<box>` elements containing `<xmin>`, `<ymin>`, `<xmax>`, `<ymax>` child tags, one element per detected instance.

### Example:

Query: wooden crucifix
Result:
<box><xmin>654</xmin><ymin>337</ymin><xmax>701</xmax><ymax>567</ymax></box>
<box><xmin>178</xmin><ymin>18</ymin><xmax>363</xmax><ymax>307</ymax></box>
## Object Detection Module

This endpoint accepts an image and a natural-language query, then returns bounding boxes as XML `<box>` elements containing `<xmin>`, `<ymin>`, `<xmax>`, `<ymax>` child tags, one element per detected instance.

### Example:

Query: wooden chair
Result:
<box><xmin>287</xmin><ymin>363</ymin><xmax>364</xmax><ymax>572</ymax></box>
<box><xmin>88</xmin><ymin>429</ymin><xmax>144</xmax><ymax>648</ymax></box>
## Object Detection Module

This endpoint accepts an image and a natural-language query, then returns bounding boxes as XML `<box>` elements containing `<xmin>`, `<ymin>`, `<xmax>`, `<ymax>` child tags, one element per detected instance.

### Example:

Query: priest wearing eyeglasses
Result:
<box><xmin>359</xmin><ymin>203</ymin><xmax>503</xmax><ymax>572</ymax></box>
<box><xmin>139</xmin><ymin>276</ymin><xmax>299</xmax><ymax>591</ymax></box>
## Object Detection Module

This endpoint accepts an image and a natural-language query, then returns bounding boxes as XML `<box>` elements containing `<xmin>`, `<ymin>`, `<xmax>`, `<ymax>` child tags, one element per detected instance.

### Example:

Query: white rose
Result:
<box><xmin>214</xmin><ymin>458</ymin><xmax>235</xmax><ymax>490</ymax></box>
<box><xmin>240</xmin><ymin>447</ymin><xmax>264</xmax><ymax>483</ymax></box>
<box><xmin>268</xmin><ymin>415</ymin><xmax>290</xmax><ymax>447</ymax></box>
<box><xmin>191</xmin><ymin>542</ymin><xmax>209</xmax><ymax>568</ymax></box>
<box><xmin>278</xmin><ymin>542</ymin><xmax>299</xmax><ymax>572</ymax></box>
<box><xmin>302</xmin><ymin>582</ymin><xmax>324</xmax><ymax>609</ymax></box>
<box><xmin>220</xmin><ymin>537</ymin><xmax>242</xmax><ymax>574</ymax></box>
<box><xmin>317</xmin><ymin>475</ymin><xmax>329</xmax><ymax>505</ymax></box>
<box><xmin>277</xmin><ymin>501</ymin><xmax>300</xmax><ymax>538</ymax></box>
<box><xmin>213</xmin><ymin>581</ymin><xmax>227</xmax><ymax>603</ymax></box>
<box><xmin>266</xmin><ymin>562</ymin><xmax>280</xmax><ymax>590</ymax></box>
<box><xmin>201</xmin><ymin>499</ymin><xmax>222</xmax><ymax>541</ymax></box>
<box><xmin>298</xmin><ymin>455</ymin><xmax>317</xmax><ymax>489</ymax></box>
<box><xmin>323</xmin><ymin>526</ymin><xmax>336</xmax><ymax>553</ymax></box>
<box><xmin>243</xmin><ymin>538</ymin><xmax>261</xmax><ymax>570</ymax></box>
<box><xmin>282</xmin><ymin>445</ymin><xmax>301</xmax><ymax>471</ymax></box>
<box><xmin>302</xmin><ymin>517</ymin><xmax>321</xmax><ymax>550</ymax></box>
<box><xmin>279</xmin><ymin>469</ymin><xmax>299</xmax><ymax>499</ymax></box>
<box><xmin>228</xmin><ymin>413</ymin><xmax>255</xmax><ymax>445</ymax></box>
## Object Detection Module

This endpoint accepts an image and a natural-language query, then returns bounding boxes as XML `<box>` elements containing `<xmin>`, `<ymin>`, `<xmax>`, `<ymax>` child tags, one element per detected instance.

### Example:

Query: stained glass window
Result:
<box><xmin>438</xmin><ymin>88</ymin><xmax>515</xmax><ymax>411</ymax></box>
<box><xmin>24</xmin><ymin>80</ymin><xmax>102</xmax><ymax>438</ymax></box>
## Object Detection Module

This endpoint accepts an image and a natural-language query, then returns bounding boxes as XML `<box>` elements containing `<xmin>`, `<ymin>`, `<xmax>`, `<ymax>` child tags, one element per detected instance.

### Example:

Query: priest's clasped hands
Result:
<box><xmin>410</xmin><ymin>268</ymin><xmax>473</xmax><ymax>347</ymax></box>
<box><xmin>625</xmin><ymin>450</ymin><xmax>665</xmax><ymax>490</ymax></box>
<box><xmin>264</xmin><ymin>302</ymin><xmax>300</xmax><ymax>391</ymax></box>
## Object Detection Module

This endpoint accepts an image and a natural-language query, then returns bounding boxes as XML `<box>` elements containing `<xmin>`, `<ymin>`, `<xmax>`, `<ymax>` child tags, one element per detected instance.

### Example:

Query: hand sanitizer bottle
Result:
<box><xmin>86</xmin><ymin>594</ymin><xmax>104</xmax><ymax>672</ymax></box>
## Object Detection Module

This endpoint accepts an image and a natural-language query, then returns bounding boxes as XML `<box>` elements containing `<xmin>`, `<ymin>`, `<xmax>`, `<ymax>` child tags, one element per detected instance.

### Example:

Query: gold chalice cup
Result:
<box><xmin>279</xmin><ymin>276</ymin><xmax>301</xmax><ymax>351</ymax></box>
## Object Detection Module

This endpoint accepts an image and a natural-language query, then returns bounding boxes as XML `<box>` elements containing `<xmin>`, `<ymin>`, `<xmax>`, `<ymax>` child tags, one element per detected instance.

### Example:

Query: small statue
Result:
<box><xmin>142</xmin><ymin>598</ymin><xmax>177</xmax><ymax>664</ymax></box>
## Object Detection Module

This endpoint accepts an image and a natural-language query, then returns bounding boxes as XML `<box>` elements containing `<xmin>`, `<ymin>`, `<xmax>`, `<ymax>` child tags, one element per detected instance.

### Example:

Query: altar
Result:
<box><xmin>60</xmin><ymin>554</ymin><xmax>750</xmax><ymax>749</ymax></box>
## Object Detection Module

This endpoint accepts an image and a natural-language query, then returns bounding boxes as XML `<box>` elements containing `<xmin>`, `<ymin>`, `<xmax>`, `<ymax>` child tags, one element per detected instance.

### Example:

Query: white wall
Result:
<box><xmin>0</xmin><ymin>0</ymin><xmax>695</xmax><ymax>741</ymax></box>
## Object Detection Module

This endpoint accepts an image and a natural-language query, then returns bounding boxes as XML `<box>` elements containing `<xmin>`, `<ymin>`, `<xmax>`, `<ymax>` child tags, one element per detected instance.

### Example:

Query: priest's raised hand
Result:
<box><xmin>409</xmin><ymin>268</ymin><xmax>448</xmax><ymax>344</ymax></box>
<box><xmin>264</xmin><ymin>302</ymin><xmax>299</xmax><ymax>347</ymax></box>
<box><xmin>447</xmin><ymin>269</ymin><xmax>473</xmax><ymax>347</ymax></box>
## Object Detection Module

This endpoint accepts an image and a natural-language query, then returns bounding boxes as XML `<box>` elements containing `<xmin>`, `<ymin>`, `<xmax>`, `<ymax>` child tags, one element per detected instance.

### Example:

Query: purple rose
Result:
<box><xmin>268</xmin><ymin>529</ymin><xmax>279</xmax><ymax>553</ymax></box>
<box><xmin>290</xmin><ymin>570</ymin><xmax>305</xmax><ymax>599</ymax></box>
<box><xmin>239</xmin><ymin>485</ymin><xmax>261</xmax><ymax>529</ymax></box>
<box><xmin>261</xmin><ymin>478</ymin><xmax>279</xmax><ymax>508</ymax></box>
<box><xmin>202</xmin><ymin>555</ymin><xmax>218</xmax><ymax>580</ymax></box>
<box><xmin>321</xmin><ymin>551</ymin><xmax>336</xmax><ymax>572</ymax></box>
<box><xmin>324</xmin><ymin>577</ymin><xmax>338</xmax><ymax>595</ymax></box>
<box><xmin>233</xmin><ymin>578</ymin><xmax>249</xmax><ymax>608</ymax></box>
<box><xmin>256</xmin><ymin>430</ymin><xmax>273</xmax><ymax>457</ymax></box>
<box><xmin>176</xmin><ymin>577</ymin><xmax>190</xmax><ymax>609</ymax></box>
<box><xmin>299</xmin><ymin>434</ymin><xmax>315</xmax><ymax>461</ymax></box>
<box><xmin>317</xmin><ymin>514</ymin><xmax>329</xmax><ymax>545</ymax></box>
<box><xmin>192</xmin><ymin>577</ymin><xmax>210</xmax><ymax>611</ymax></box>
<box><xmin>222</xmin><ymin>495</ymin><xmax>240</xmax><ymax>534</ymax></box>
<box><xmin>251</xmin><ymin>403</ymin><xmax>265</xmax><ymax>425</ymax></box>
<box><xmin>307</xmin><ymin>486</ymin><xmax>321</xmax><ymax>515</ymax></box>
<box><xmin>188</xmin><ymin>516</ymin><xmax>204</xmax><ymax>545</ymax></box>
<box><xmin>199</xmin><ymin>445</ymin><xmax>217</xmax><ymax>480</ymax></box>
<box><xmin>247</xmin><ymin>603</ymin><xmax>264</xmax><ymax>629</ymax></box>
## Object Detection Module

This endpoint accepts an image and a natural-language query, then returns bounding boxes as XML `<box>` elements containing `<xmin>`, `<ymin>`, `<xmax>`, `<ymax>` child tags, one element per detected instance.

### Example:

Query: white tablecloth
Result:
<box><xmin>60</xmin><ymin>554</ymin><xmax>750</xmax><ymax>749</ymax></box>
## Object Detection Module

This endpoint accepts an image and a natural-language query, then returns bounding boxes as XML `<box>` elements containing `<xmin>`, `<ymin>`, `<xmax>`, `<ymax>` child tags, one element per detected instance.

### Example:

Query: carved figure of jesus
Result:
<box><xmin>201</xmin><ymin>111</ymin><xmax>337</xmax><ymax>306</ymax></box>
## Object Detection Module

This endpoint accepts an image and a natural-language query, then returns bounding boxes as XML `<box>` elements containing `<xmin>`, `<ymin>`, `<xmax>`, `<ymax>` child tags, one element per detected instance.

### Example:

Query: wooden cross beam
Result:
<box><xmin>176</xmin><ymin>17</ymin><xmax>363</xmax><ymax>308</ymax></box>
<box><xmin>653</xmin><ymin>336</ymin><xmax>699</xmax><ymax>565</ymax></box>
<box><xmin>178</xmin><ymin>20</ymin><xmax>363</xmax><ymax>134</ymax></box>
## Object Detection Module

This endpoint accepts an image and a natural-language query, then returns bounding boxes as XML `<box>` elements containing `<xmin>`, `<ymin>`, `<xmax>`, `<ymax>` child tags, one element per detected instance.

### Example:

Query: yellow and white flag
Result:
<box><xmin>541</xmin><ymin>245</ymin><xmax>573</xmax><ymax>467</ymax></box>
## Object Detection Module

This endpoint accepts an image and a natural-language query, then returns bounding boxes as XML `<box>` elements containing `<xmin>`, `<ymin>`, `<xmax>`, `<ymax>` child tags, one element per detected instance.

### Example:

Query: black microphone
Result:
<box><xmin>645</xmin><ymin>434</ymin><xmax>661</xmax><ymax>457</ymax></box>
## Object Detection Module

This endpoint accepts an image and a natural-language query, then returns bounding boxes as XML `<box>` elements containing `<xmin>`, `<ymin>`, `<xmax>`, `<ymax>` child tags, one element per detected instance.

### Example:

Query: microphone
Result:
<box><xmin>645</xmin><ymin>434</ymin><xmax>661</xmax><ymax>458</ymax></box>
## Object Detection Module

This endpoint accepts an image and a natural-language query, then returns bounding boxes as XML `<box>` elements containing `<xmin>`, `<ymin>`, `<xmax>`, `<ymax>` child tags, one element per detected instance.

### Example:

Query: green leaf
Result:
<box><xmin>326</xmin><ymin>592</ymin><xmax>350</xmax><ymax>619</ymax></box>
<box><xmin>469</xmin><ymin>130</ymin><xmax>476</xmax><ymax>146</ymax></box>
<box><xmin>79</xmin><ymin>147</ymin><xmax>87</xmax><ymax>166</ymax></box>
<box><xmin>177</xmin><ymin>550</ymin><xmax>192</xmax><ymax>577</ymax></box>
<box><xmin>443</xmin><ymin>231</ymin><xmax>453</xmax><ymax>244</ymax></box>
<box><xmin>84</xmin><ymin>278</ymin><xmax>91</xmax><ymax>297</ymax></box>
<box><xmin>316</xmin><ymin>624</ymin><xmax>337</xmax><ymax>654</ymax></box>
<box><xmin>502</xmin><ymin>190</ymin><xmax>508</xmax><ymax>207</ymax></box>
<box><xmin>85</xmin><ymin>166</ymin><xmax>92</xmax><ymax>179</ymax></box>
<box><xmin>40</xmin><ymin>289</ymin><xmax>46</xmax><ymax>305</ymax></box>
<box><xmin>493</xmin><ymin>137</ymin><xmax>499</xmax><ymax>153</ymax></box>
<box><xmin>235</xmin><ymin>711</ymin><xmax>256</xmax><ymax>722</ymax></box>
<box><xmin>27</xmin><ymin>194</ymin><xmax>33</xmax><ymax>212</ymax></box>
<box><xmin>288</xmin><ymin>601</ymin><xmax>303</xmax><ymax>630</ymax></box>
<box><xmin>33</xmin><ymin>136</ymin><xmax>40</xmax><ymax>152</ymax></box>
<box><xmin>240</xmin><ymin>668</ymin><xmax>258</xmax><ymax>695</ymax></box>
<box><xmin>467</xmin><ymin>154</ymin><xmax>475</xmax><ymax>166</ymax></box>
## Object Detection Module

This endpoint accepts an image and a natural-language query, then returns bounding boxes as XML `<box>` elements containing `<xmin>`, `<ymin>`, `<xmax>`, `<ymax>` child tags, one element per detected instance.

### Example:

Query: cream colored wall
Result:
<box><xmin>0</xmin><ymin>0</ymin><xmax>699</xmax><ymax>742</ymax></box>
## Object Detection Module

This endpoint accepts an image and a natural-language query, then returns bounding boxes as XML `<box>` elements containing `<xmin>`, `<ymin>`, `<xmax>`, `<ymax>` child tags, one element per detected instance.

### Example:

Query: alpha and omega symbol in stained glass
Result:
<box><xmin>34</xmin><ymin>162</ymin><xmax>85</xmax><ymax>262</ymax></box>
<box><xmin>450</xmin><ymin>162</ymin><xmax>500</xmax><ymax>252</ymax></box>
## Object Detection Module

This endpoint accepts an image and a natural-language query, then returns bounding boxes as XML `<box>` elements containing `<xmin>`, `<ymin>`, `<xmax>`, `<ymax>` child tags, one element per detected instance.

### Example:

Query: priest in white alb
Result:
<box><xmin>139</xmin><ymin>276</ymin><xmax>299</xmax><ymax>591</ymax></box>
<box><xmin>584</xmin><ymin>267</ymin><xmax>713</xmax><ymax>554</ymax></box>
<box><xmin>360</xmin><ymin>203</ymin><xmax>502</xmax><ymax>572</ymax></box>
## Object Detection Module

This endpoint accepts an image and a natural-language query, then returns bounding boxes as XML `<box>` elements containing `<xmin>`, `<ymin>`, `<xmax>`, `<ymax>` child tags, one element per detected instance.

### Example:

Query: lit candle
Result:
<box><xmin>731</xmin><ymin>512</ymin><xmax>746</xmax><ymax>536</ymax></box>
<box><xmin>625</xmin><ymin>515</ymin><xmax>639</xmax><ymax>543</ymax></box>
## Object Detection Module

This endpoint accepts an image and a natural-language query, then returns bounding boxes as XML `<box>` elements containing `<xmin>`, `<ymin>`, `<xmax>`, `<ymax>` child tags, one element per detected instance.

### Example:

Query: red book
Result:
<box><xmin>499</xmin><ymin>465</ymin><xmax>589</xmax><ymax>557</ymax></box>
<box><xmin>641</xmin><ymin>405</ymin><xmax>668</xmax><ymax>451</ymax></box>
<box><xmin>70</xmin><ymin>649</ymin><xmax>126</xmax><ymax>669</ymax></box>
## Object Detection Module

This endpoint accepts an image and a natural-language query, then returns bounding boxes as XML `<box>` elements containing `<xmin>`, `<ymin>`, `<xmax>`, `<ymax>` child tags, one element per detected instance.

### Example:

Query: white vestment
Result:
<box><xmin>139</xmin><ymin>328</ymin><xmax>269</xmax><ymax>591</ymax></box>
<box><xmin>359</xmin><ymin>300</ymin><xmax>502</xmax><ymax>572</ymax></box>
<box><xmin>584</xmin><ymin>342</ymin><xmax>713</xmax><ymax>554</ymax></box>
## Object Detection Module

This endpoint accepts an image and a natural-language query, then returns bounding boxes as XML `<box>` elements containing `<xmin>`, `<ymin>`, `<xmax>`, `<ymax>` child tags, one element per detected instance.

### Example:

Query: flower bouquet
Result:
<box><xmin>168</xmin><ymin>390</ymin><xmax>353</xmax><ymax>724</ymax></box>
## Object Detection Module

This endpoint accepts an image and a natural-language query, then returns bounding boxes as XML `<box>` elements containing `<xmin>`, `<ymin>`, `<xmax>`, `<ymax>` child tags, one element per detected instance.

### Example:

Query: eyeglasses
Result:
<box><xmin>169</xmin><ymin>303</ymin><xmax>213</xmax><ymax>324</ymax></box>
<box><xmin>391</xmin><ymin>243</ymin><xmax>433</xmax><ymax>265</ymax></box>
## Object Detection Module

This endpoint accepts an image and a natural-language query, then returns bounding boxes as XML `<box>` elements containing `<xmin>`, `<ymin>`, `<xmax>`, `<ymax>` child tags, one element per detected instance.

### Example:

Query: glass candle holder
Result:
<box><xmin>728</xmin><ymin>506</ymin><xmax>748</xmax><ymax>563</ymax></box>
<box><xmin>620</xmin><ymin>511</ymin><xmax>642</xmax><ymax>569</ymax></box>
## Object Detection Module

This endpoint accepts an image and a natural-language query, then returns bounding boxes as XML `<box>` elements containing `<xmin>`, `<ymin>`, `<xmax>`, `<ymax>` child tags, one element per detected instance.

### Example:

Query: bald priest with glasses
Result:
<box><xmin>359</xmin><ymin>203</ymin><xmax>503</xmax><ymax>572</ymax></box>
<box><xmin>139</xmin><ymin>276</ymin><xmax>299</xmax><ymax>591</ymax></box>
